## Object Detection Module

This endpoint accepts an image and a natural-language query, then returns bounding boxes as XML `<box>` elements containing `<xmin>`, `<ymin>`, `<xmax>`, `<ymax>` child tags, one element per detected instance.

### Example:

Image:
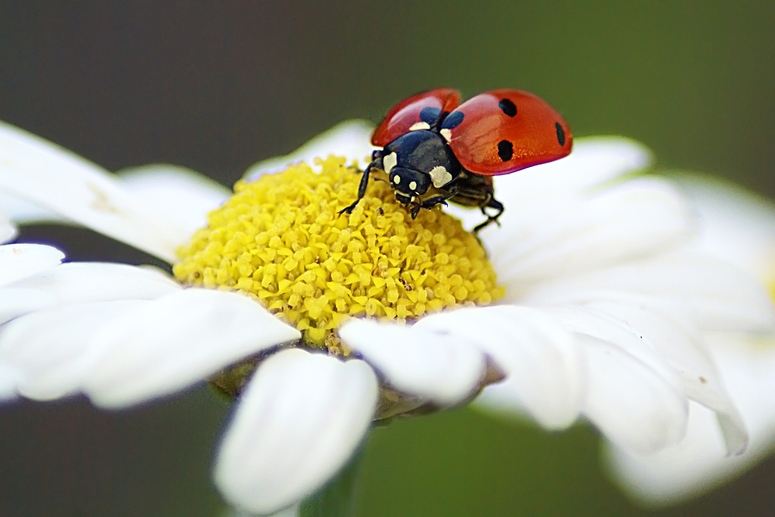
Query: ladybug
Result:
<box><xmin>340</xmin><ymin>88</ymin><xmax>573</xmax><ymax>232</ymax></box>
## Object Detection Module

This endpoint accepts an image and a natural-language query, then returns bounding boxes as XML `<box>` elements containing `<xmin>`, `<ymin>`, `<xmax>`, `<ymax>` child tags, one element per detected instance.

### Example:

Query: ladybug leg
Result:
<box><xmin>418</xmin><ymin>185</ymin><xmax>461</xmax><ymax>210</ymax></box>
<box><xmin>405</xmin><ymin>186</ymin><xmax>462</xmax><ymax>219</ymax></box>
<box><xmin>472</xmin><ymin>197</ymin><xmax>504</xmax><ymax>234</ymax></box>
<box><xmin>339</xmin><ymin>161</ymin><xmax>375</xmax><ymax>215</ymax></box>
<box><xmin>419</xmin><ymin>196</ymin><xmax>449</xmax><ymax>209</ymax></box>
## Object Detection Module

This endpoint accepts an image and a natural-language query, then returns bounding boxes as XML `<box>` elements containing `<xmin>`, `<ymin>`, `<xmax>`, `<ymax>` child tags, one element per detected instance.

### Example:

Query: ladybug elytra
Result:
<box><xmin>341</xmin><ymin>88</ymin><xmax>572</xmax><ymax>233</ymax></box>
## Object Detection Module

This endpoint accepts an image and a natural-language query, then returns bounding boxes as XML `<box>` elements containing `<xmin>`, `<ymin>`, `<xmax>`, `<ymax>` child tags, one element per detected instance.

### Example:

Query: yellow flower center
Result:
<box><xmin>173</xmin><ymin>156</ymin><xmax>504</xmax><ymax>356</ymax></box>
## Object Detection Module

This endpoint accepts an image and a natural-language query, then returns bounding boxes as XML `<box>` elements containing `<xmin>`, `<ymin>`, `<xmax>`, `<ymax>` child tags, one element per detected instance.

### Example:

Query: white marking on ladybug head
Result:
<box><xmin>440</xmin><ymin>128</ymin><xmax>452</xmax><ymax>142</ymax></box>
<box><xmin>408</xmin><ymin>181</ymin><xmax>418</xmax><ymax>191</ymax></box>
<box><xmin>429</xmin><ymin>166</ymin><xmax>453</xmax><ymax>188</ymax></box>
<box><xmin>383</xmin><ymin>152</ymin><xmax>398</xmax><ymax>174</ymax></box>
<box><xmin>392</xmin><ymin>174</ymin><xmax>401</xmax><ymax>185</ymax></box>
<box><xmin>409</xmin><ymin>121</ymin><xmax>431</xmax><ymax>131</ymax></box>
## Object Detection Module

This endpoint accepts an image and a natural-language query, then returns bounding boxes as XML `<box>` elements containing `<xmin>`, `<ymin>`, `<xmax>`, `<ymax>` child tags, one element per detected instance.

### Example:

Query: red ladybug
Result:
<box><xmin>341</xmin><ymin>88</ymin><xmax>573</xmax><ymax>232</ymax></box>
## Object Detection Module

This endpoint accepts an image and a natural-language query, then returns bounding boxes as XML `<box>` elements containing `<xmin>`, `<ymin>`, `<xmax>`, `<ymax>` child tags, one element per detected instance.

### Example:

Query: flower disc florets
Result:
<box><xmin>174</xmin><ymin>156</ymin><xmax>503</xmax><ymax>355</ymax></box>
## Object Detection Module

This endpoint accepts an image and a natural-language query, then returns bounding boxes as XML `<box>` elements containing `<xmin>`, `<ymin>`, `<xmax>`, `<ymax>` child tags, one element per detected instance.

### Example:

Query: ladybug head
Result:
<box><xmin>375</xmin><ymin>130</ymin><xmax>461</xmax><ymax>203</ymax></box>
<box><xmin>389</xmin><ymin>166</ymin><xmax>431</xmax><ymax>199</ymax></box>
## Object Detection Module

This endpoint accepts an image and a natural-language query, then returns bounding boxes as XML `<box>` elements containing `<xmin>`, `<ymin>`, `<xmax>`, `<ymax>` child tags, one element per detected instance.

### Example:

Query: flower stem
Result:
<box><xmin>299</xmin><ymin>448</ymin><xmax>365</xmax><ymax>517</ymax></box>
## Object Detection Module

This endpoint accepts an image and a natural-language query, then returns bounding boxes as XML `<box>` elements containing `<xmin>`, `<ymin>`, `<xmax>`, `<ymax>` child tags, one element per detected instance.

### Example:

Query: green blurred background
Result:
<box><xmin>1</xmin><ymin>1</ymin><xmax>774</xmax><ymax>515</ymax></box>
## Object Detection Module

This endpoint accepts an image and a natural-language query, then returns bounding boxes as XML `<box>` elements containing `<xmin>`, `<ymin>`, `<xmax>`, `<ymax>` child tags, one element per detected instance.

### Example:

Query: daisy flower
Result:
<box><xmin>605</xmin><ymin>175</ymin><xmax>775</xmax><ymax>504</ymax></box>
<box><xmin>0</xmin><ymin>119</ymin><xmax>772</xmax><ymax>515</ymax></box>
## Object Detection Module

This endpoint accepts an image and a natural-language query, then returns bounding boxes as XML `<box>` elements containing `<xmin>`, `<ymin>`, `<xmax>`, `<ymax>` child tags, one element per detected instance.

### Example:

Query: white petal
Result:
<box><xmin>118</xmin><ymin>164</ymin><xmax>230</xmax><ymax>237</ymax></box>
<box><xmin>0</xmin><ymin>262</ymin><xmax>181</xmax><ymax>325</ymax></box>
<box><xmin>573</xmin><ymin>299</ymin><xmax>746</xmax><ymax>454</ymax></box>
<box><xmin>0</xmin><ymin>190</ymin><xmax>61</xmax><ymax>224</ymax></box>
<box><xmin>0</xmin><ymin>244</ymin><xmax>64</xmax><ymax>287</ymax></box>
<box><xmin>0</xmin><ymin>210</ymin><xmax>16</xmax><ymax>244</ymax></box>
<box><xmin>84</xmin><ymin>289</ymin><xmax>301</xmax><ymax>408</ymax></box>
<box><xmin>547</xmin><ymin>306</ymin><xmax>683</xmax><ymax>386</ymax></box>
<box><xmin>0</xmin><ymin>227</ymin><xmax>14</xmax><ymax>245</ymax></box>
<box><xmin>555</xmin><ymin>300</ymin><xmax>746</xmax><ymax>453</ymax></box>
<box><xmin>0</xmin><ymin>363</ymin><xmax>21</xmax><ymax>401</ymax></box>
<box><xmin>8</xmin><ymin>262</ymin><xmax>181</xmax><ymax>302</ymax></box>
<box><xmin>267</xmin><ymin>506</ymin><xmax>299</xmax><ymax>517</ymax></box>
<box><xmin>214</xmin><ymin>348</ymin><xmax>377</xmax><ymax>515</ymax></box>
<box><xmin>338</xmin><ymin>318</ymin><xmax>486</xmax><ymax>405</ymax></box>
<box><xmin>581</xmin><ymin>334</ymin><xmax>688</xmax><ymax>453</ymax></box>
<box><xmin>524</xmin><ymin>250</ymin><xmax>775</xmax><ymax>332</ymax></box>
<box><xmin>472</xmin><ymin>374</ymin><xmax>533</xmax><ymax>420</ymax></box>
<box><xmin>488</xmin><ymin>178</ymin><xmax>694</xmax><ymax>293</ymax></box>
<box><xmin>448</xmin><ymin>137</ymin><xmax>655</xmax><ymax>232</ymax></box>
<box><xmin>225</xmin><ymin>505</ymin><xmax>300</xmax><ymax>517</ymax></box>
<box><xmin>539</xmin><ymin>304</ymin><xmax>690</xmax><ymax>452</ymax></box>
<box><xmin>243</xmin><ymin>120</ymin><xmax>374</xmax><ymax>182</ymax></box>
<box><xmin>605</xmin><ymin>332</ymin><xmax>775</xmax><ymax>504</ymax></box>
<box><xmin>0</xmin><ymin>121</ymin><xmax>189</xmax><ymax>262</ymax></box>
<box><xmin>495</xmin><ymin>136</ymin><xmax>653</xmax><ymax>206</ymax></box>
<box><xmin>0</xmin><ymin>288</ymin><xmax>57</xmax><ymax>325</ymax></box>
<box><xmin>675</xmin><ymin>174</ymin><xmax>775</xmax><ymax>282</ymax></box>
<box><xmin>414</xmin><ymin>306</ymin><xmax>584</xmax><ymax>429</ymax></box>
<box><xmin>606</xmin><ymin>402</ymin><xmax>732</xmax><ymax>504</ymax></box>
<box><xmin>0</xmin><ymin>300</ymin><xmax>149</xmax><ymax>400</ymax></box>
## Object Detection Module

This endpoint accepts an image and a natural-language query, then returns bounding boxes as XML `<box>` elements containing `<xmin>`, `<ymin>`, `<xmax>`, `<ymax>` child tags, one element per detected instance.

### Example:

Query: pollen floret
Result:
<box><xmin>174</xmin><ymin>156</ymin><xmax>503</xmax><ymax>353</ymax></box>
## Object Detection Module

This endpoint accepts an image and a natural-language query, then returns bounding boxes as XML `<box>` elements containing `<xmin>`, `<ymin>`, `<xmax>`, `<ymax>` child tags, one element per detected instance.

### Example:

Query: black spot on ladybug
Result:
<box><xmin>441</xmin><ymin>110</ymin><xmax>465</xmax><ymax>129</ymax></box>
<box><xmin>420</xmin><ymin>107</ymin><xmax>442</xmax><ymax>125</ymax></box>
<box><xmin>497</xmin><ymin>140</ymin><xmax>513</xmax><ymax>162</ymax></box>
<box><xmin>555</xmin><ymin>122</ymin><xmax>566</xmax><ymax>146</ymax></box>
<box><xmin>498</xmin><ymin>98</ymin><xmax>517</xmax><ymax>117</ymax></box>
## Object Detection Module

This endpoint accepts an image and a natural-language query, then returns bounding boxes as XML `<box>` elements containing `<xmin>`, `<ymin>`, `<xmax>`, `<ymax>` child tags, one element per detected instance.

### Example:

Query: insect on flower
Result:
<box><xmin>340</xmin><ymin>88</ymin><xmax>573</xmax><ymax>232</ymax></box>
